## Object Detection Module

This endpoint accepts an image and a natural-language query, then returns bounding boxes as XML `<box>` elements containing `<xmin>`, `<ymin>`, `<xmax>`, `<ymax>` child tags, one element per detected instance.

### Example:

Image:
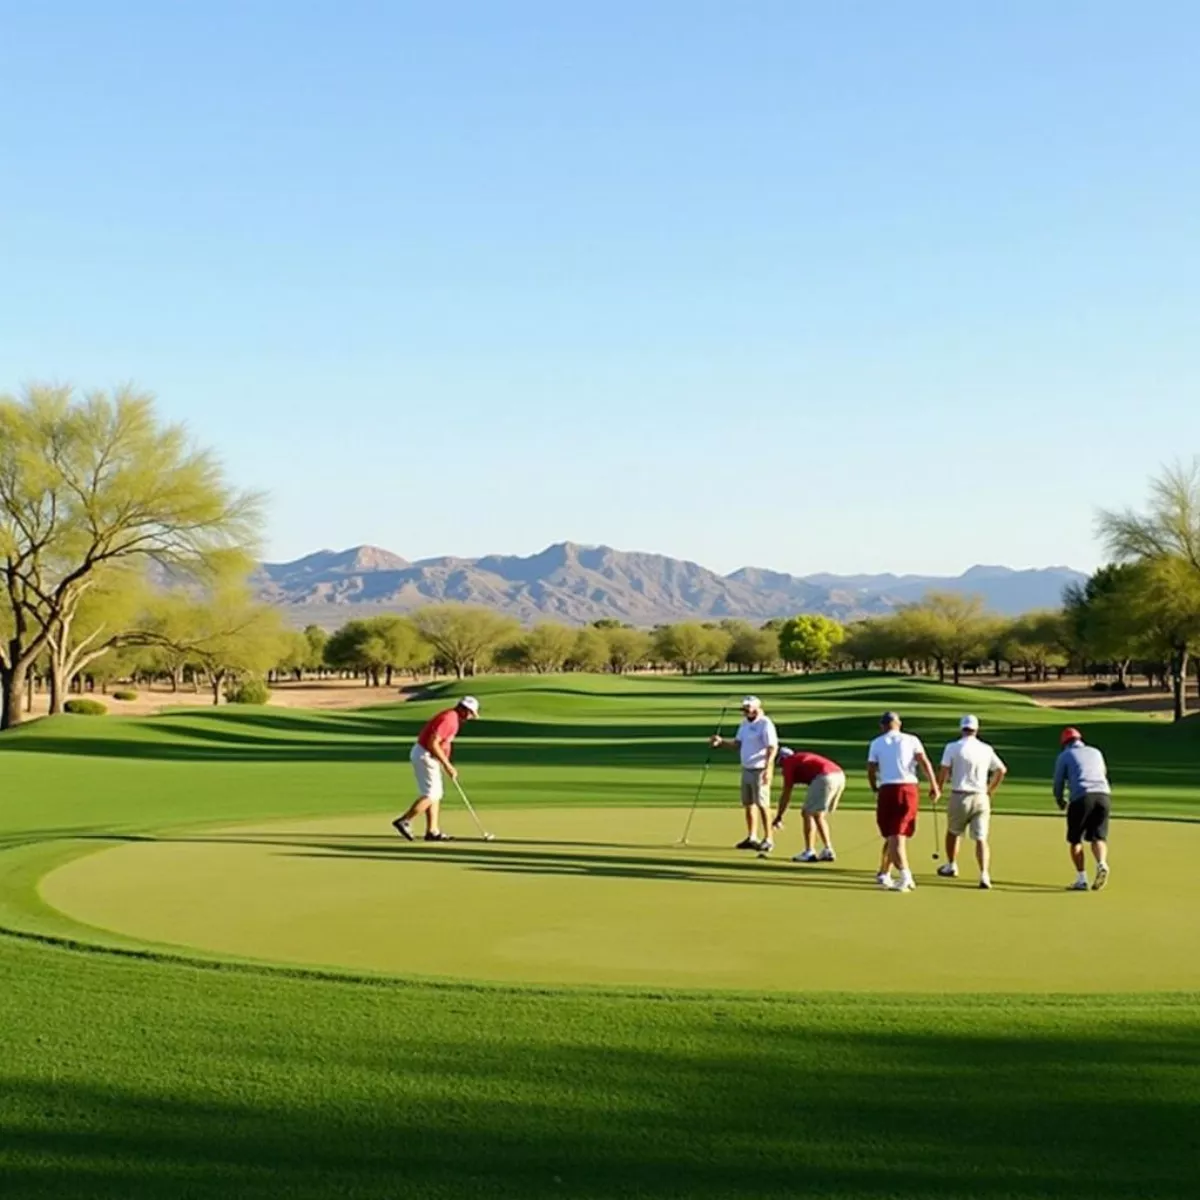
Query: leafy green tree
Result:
<box><xmin>0</xmin><ymin>384</ymin><xmax>259</xmax><ymax>729</ymax></box>
<box><xmin>1099</xmin><ymin>461</ymin><xmax>1200</xmax><ymax>719</ymax></box>
<box><xmin>303</xmin><ymin>625</ymin><xmax>329</xmax><ymax>674</ymax></box>
<box><xmin>325</xmin><ymin>616</ymin><xmax>426</xmax><ymax>686</ymax></box>
<box><xmin>600</xmin><ymin>626</ymin><xmax>651</xmax><ymax>674</ymax></box>
<box><xmin>1002</xmin><ymin>610</ymin><xmax>1070</xmax><ymax>682</ymax></box>
<box><xmin>568</xmin><ymin>627</ymin><xmax>609</xmax><ymax>673</ymax></box>
<box><xmin>839</xmin><ymin>618</ymin><xmax>899</xmax><ymax>670</ymax></box>
<box><xmin>519</xmin><ymin>622</ymin><xmax>578</xmax><ymax>673</ymax></box>
<box><xmin>778</xmin><ymin>614</ymin><xmax>845</xmax><ymax>671</ymax></box>
<box><xmin>1062</xmin><ymin>564</ymin><xmax>1147</xmax><ymax>684</ymax></box>
<box><xmin>43</xmin><ymin>564</ymin><xmax>150</xmax><ymax>713</ymax></box>
<box><xmin>897</xmin><ymin>592</ymin><xmax>990</xmax><ymax>684</ymax></box>
<box><xmin>274</xmin><ymin>630</ymin><xmax>312</xmax><ymax>681</ymax></box>
<box><xmin>653</xmin><ymin>623</ymin><xmax>731</xmax><ymax>673</ymax></box>
<box><xmin>411</xmin><ymin>605</ymin><xmax>520</xmax><ymax>678</ymax></box>
<box><xmin>727</xmin><ymin>626</ymin><xmax>779</xmax><ymax>671</ymax></box>
<box><xmin>1127</xmin><ymin>558</ymin><xmax>1200</xmax><ymax>720</ymax></box>
<box><xmin>175</xmin><ymin>590</ymin><xmax>287</xmax><ymax>705</ymax></box>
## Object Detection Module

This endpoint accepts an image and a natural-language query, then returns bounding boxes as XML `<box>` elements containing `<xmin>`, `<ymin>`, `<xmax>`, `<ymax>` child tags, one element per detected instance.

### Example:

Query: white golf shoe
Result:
<box><xmin>1092</xmin><ymin>863</ymin><xmax>1110</xmax><ymax>891</ymax></box>
<box><xmin>1068</xmin><ymin>879</ymin><xmax>1090</xmax><ymax>891</ymax></box>
<box><xmin>818</xmin><ymin>848</ymin><xmax>836</xmax><ymax>862</ymax></box>
<box><xmin>936</xmin><ymin>863</ymin><xmax>958</xmax><ymax>878</ymax></box>
<box><xmin>793</xmin><ymin>850</ymin><xmax>819</xmax><ymax>863</ymax></box>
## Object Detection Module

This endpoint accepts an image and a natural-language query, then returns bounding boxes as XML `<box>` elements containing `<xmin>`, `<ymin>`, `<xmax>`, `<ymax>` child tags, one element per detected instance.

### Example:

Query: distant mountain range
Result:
<box><xmin>254</xmin><ymin>542</ymin><xmax>1087</xmax><ymax>628</ymax></box>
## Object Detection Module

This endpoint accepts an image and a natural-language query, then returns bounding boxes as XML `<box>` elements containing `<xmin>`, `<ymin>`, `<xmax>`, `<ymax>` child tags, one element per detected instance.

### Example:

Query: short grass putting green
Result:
<box><xmin>40</xmin><ymin>807</ymin><xmax>1200</xmax><ymax>992</ymax></box>
<box><xmin>3</xmin><ymin>671</ymin><xmax>1199</xmax><ymax>1198</ymax></box>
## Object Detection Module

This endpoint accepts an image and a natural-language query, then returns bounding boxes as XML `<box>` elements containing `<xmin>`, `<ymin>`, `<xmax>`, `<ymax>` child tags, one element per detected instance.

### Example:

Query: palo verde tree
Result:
<box><xmin>1098</xmin><ymin>460</ymin><xmax>1200</xmax><ymax>720</ymax></box>
<box><xmin>0</xmin><ymin>385</ymin><xmax>260</xmax><ymax>729</ymax></box>
<box><xmin>43</xmin><ymin>563</ymin><xmax>149</xmax><ymax>713</ymax></box>
<box><xmin>410</xmin><ymin>605</ymin><xmax>520</xmax><ymax>678</ymax></box>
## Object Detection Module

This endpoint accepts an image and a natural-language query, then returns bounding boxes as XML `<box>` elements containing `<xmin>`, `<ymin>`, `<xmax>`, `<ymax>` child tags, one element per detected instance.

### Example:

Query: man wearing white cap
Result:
<box><xmin>711</xmin><ymin>695</ymin><xmax>778</xmax><ymax>852</ymax></box>
<box><xmin>393</xmin><ymin>696</ymin><xmax>481</xmax><ymax>842</ymax></box>
<box><xmin>935</xmin><ymin>715</ymin><xmax>1007</xmax><ymax>889</ymax></box>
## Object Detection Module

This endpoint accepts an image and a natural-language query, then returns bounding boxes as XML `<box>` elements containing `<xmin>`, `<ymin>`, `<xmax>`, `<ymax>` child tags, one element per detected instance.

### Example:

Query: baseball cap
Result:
<box><xmin>960</xmin><ymin>714</ymin><xmax>980</xmax><ymax>731</ymax></box>
<box><xmin>778</xmin><ymin>746</ymin><xmax>795</xmax><ymax>759</ymax></box>
<box><xmin>741</xmin><ymin>695</ymin><xmax>762</xmax><ymax>709</ymax></box>
<box><xmin>458</xmin><ymin>696</ymin><xmax>481</xmax><ymax>716</ymax></box>
<box><xmin>880</xmin><ymin>710</ymin><xmax>900</xmax><ymax>725</ymax></box>
<box><xmin>1060</xmin><ymin>726</ymin><xmax>1082</xmax><ymax>746</ymax></box>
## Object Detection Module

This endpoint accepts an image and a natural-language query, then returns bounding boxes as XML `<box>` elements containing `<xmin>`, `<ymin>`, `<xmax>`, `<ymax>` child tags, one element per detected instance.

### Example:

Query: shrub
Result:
<box><xmin>1109</xmin><ymin>679</ymin><xmax>1128</xmax><ymax>692</ymax></box>
<box><xmin>112</xmin><ymin>690</ymin><xmax>138</xmax><ymax>701</ymax></box>
<box><xmin>64</xmin><ymin>698</ymin><xmax>107</xmax><ymax>716</ymax></box>
<box><xmin>1090</xmin><ymin>681</ymin><xmax>1110</xmax><ymax>692</ymax></box>
<box><xmin>226</xmin><ymin>678</ymin><xmax>272</xmax><ymax>705</ymax></box>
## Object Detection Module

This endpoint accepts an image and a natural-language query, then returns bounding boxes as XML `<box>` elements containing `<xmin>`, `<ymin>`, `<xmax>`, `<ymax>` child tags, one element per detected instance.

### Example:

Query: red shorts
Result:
<box><xmin>876</xmin><ymin>783</ymin><xmax>919</xmax><ymax>838</ymax></box>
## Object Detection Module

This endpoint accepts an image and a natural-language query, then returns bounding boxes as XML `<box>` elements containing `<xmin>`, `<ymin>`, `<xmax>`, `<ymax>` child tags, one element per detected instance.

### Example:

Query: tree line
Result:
<box><xmin>4</xmin><ymin>385</ymin><xmax>1198</xmax><ymax>728</ymax></box>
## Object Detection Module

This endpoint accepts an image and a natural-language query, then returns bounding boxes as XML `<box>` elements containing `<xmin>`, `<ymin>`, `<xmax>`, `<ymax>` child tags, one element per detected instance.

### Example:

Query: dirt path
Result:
<box><xmin>20</xmin><ymin>678</ymin><xmax>437</xmax><ymax>719</ymax></box>
<box><xmin>969</xmin><ymin>676</ymin><xmax>1180</xmax><ymax>716</ymax></box>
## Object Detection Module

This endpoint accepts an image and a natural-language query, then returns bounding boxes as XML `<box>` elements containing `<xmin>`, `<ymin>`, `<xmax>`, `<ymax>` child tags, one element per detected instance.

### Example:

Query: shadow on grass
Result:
<box><xmin>114</xmin><ymin>831</ymin><xmax>1063</xmax><ymax>894</ymax></box>
<box><xmin>2</xmin><ymin>1019</ymin><xmax>1198</xmax><ymax>1198</ymax></box>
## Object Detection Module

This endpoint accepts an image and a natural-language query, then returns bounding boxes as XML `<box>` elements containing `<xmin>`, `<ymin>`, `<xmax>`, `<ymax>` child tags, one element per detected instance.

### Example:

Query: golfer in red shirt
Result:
<box><xmin>393</xmin><ymin>696</ymin><xmax>480</xmax><ymax>842</ymax></box>
<box><xmin>772</xmin><ymin>748</ymin><xmax>847</xmax><ymax>862</ymax></box>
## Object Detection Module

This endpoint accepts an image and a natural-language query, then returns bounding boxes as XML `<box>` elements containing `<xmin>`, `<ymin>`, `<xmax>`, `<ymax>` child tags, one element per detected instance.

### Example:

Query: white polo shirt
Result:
<box><xmin>736</xmin><ymin>715</ymin><xmax>779</xmax><ymax>770</ymax></box>
<box><xmin>867</xmin><ymin>730</ymin><xmax>926</xmax><ymax>785</ymax></box>
<box><xmin>941</xmin><ymin>736</ymin><xmax>1005</xmax><ymax>794</ymax></box>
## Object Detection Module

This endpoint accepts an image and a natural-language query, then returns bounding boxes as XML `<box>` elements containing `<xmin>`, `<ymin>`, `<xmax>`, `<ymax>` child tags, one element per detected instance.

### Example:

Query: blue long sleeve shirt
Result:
<box><xmin>1053</xmin><ymin>743</ymin><xmax>1111</xmax><ymax>804</ymax></box>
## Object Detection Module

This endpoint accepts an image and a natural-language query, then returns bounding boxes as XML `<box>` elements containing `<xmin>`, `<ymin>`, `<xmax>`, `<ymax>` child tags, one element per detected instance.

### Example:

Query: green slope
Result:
<box><xmin>2</xmin><ymin>672</ymin><xmax>1198</xmax><ymax>1197</ymax></box>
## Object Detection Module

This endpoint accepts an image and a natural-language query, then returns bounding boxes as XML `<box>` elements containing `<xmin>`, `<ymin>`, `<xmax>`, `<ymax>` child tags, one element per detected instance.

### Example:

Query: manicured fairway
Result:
<box><xmin>2</xmin><ymin>672</ymin><xmax>1198</xmax><ymax>1198</ymax></box>
<box><xmin>39</xmin><ymin>807</ymin><xmax>1200</xmax><ymax>992</ymax></box>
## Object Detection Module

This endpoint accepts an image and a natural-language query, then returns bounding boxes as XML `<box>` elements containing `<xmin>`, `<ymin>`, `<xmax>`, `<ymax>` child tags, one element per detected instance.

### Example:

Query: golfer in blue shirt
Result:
<box><xmin>1053</xmin><ymin>726</ymin><xmax>1111</xmax><ymax>891</ymax></box>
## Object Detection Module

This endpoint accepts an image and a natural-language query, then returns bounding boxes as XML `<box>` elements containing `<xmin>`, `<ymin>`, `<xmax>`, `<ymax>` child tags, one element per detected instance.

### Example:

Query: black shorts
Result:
<box><xmin>1066</xmin><ymin>793</ymin><xmax>1110</xmax><ymax>843</ymax></box>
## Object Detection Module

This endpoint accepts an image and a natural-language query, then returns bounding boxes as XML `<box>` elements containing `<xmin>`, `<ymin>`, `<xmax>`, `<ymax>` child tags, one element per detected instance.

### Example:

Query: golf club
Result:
<box><xmin>676</xmin><ymin>699</ymin><xmax>733</xmax><ymax>846</ymax></box>
<box><xmin>452</xmin><ymin>776</ymin><xmax>495</xmax><ymax>841</ymax></box>
<box><xmin>931</xmin><ymin>799</ymin><xmax>941</xmax><ymax>860</ymax></box>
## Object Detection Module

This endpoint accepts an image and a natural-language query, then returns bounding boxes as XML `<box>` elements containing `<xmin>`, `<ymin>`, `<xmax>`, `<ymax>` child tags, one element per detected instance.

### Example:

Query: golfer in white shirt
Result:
<box><xmin>936</xmin><ymin>715</ymin><xmax>1007</xmax><ymax>889</ymax></box>
<box><xmin>867</xmin><ymin>711</ymin><xmax>940</xmax><ymax>891</ymax></box>
<box><xmin>711</xmin><ymin>695</ymin><xmax>778</xmax><ymax>852</ymax></box>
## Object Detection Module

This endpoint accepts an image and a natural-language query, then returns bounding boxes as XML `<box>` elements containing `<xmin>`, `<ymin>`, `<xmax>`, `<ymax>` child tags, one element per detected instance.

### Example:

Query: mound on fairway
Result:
<box><xmin>40</xmin><ymin>806</ymin><xmax>1200</xmax><ymax>992</ymax></box>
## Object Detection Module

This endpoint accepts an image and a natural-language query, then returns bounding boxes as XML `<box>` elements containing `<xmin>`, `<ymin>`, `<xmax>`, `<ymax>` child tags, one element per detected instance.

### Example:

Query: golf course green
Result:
<box><xmin>3</xmin><ymin>672</ymin><xmax>1199</xmax><ymax>1197</ymax></box>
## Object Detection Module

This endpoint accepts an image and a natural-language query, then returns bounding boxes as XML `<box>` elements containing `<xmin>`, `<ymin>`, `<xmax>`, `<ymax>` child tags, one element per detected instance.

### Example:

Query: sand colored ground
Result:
<box><xmin>19</xmin><ymin>678</ymin><xmax>431</xmax><ymax>719</ymax></box>
<box><xmin>40</xmin><ymin>807</ymin><xmax>1200</xmax><ymax>993</ymax></box>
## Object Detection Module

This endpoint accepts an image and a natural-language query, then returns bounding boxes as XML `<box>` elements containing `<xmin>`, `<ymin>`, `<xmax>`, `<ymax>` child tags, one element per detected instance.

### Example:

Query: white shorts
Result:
<box><xmin>410</xmin><ymin>744</ymin><xmax>443</xmax><ymax>802</ymax></box>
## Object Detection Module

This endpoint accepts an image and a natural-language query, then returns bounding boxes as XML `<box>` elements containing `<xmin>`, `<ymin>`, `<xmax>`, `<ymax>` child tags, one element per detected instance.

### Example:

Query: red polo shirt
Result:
<box><xmin>782</xmin><ymin>751</ymin><xmax>841</xmax><ymax>787</ymax></box>
<box><xmin>417</xmin><ymin>708</ymin><xmax>462</xmax><ymax>756</ymax></box>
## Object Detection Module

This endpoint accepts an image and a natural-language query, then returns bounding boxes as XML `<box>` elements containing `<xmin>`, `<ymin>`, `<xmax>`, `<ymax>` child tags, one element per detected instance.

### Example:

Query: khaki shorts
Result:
<box><xmin>410</xmin><ymin>744</ymin><xmax>444</xmax><ymax>802</ymax></box>
<box><xmin>740</xmin><ymin>768</ymin><xmax>770</xmax><ymax>808</ymax></box>
<box><xmin>947</xmin><ymin>790</ymin><xmax>990</xmax><ymax>840</ymax></box>
<box><xmin>803</xmin><ymin>770</ymin><xmax>846</xmax><ymax>815</ymax></box>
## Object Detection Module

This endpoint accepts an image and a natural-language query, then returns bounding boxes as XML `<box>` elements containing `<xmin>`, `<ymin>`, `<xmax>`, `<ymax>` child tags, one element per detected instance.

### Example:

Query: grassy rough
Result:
<box><xmin>1</xmin><ymin>672</ymin><xmax>1198</xmax><ymax>1197</ymax></box>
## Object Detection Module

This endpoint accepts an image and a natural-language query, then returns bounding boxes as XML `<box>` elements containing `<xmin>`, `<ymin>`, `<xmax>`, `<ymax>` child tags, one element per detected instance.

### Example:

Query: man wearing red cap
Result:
<box><xmin>1053</xmin><ymin>726</ymin><xmax>1112</xmax><ymax>890</ymax></box>
<box><xmin>393</xmin><ymin>696</ymin><xmax>481</xmax><ymax>842</ymax></box>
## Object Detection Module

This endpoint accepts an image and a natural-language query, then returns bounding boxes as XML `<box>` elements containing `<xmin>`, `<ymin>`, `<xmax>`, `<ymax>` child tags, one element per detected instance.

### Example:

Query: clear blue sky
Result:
<box><xmin>3</xmin><ymin>1</ymin><xmax>1197</xmax><ymax>575</ymax></box>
